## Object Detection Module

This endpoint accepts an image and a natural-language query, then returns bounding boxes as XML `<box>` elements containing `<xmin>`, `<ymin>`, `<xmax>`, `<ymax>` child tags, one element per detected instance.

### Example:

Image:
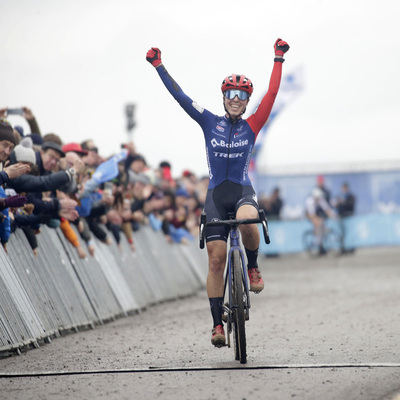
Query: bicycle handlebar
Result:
<box><xmin>199</xmin><ymin>209</ymin><xmax>270</xmax><ymax>249</ymax></box>
<box><xmin>206</xmin><ymin>218</ymin><xmax>262</xmax><ymax>227</ymax></box>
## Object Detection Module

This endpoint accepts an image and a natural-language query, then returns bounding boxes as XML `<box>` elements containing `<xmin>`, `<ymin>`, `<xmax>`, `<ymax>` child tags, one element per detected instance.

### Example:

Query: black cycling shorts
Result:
<box><xmin>204</xmin><ymin>181</ymin><xmax>258</xmax><ymax>243</ymax></box>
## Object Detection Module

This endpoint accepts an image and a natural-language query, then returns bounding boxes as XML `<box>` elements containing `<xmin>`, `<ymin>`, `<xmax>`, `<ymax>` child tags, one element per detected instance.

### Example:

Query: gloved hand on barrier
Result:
<box><xmin>0</xmin><ymin>195</ymin><xmax>28</xmax><ymax>210</ymax></box>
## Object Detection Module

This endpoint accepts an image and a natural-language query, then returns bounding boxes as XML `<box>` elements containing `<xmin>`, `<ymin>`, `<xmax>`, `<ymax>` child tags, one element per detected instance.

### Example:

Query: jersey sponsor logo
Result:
<box><xmin>216</xmin><ymin>125</ymin><xmax>225</xmax><ymax>132</ymax></box>
<box><xmin>236</xmin><ymin>125</ymin><xmax>244</xmax><ymax>132</ymax></box>
<box><xmin>234</xmin><ymin>125</ymin><xmax>247</xmax><ymax>138</ymax></box>
<box><xmin>234</xmin><ymin>131</ymin><xmax>247</xmax><ymax>138</ymax></box>
<box><xmin>210</xmin><ymin>138</ymin><xmax>249</xmax><ymax>148</ymax></box>
<box><xmin>213</xmin><ymin>151</ymin><xmax>244</xmax><ymax>158</ymax></box>
<box><xmin>219</xmin><ymin>120</ymin><xmax>228</xmax><ymax>127</ymax></box>
<box><xmin>191</xmin><ymin>101</ymin><xmax>204</xmax><ymax>114</ymax></box>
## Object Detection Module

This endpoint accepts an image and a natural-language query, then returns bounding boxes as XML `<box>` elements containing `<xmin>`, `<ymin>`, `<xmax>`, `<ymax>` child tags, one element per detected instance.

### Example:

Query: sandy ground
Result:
<box><xmin>1</xmin><ymin>246</ymin><xmax>400</xmax><ymax>400</ymax></box>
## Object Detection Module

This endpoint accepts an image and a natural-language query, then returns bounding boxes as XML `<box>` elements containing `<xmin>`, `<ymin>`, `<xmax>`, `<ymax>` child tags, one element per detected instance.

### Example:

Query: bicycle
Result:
<box><xmin>302</xmin><ymin>223</ymin><xmax>342</xmax><ymax>257</ymax></box>
<box><xmin>199</xmin><ymin>209</ymin><xmax>270</xmax><ymax>364</ymax></box>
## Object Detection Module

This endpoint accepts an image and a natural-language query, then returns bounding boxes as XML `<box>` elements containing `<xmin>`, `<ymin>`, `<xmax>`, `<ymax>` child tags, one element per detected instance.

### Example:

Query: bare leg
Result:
<box><xmin>206</xmin><ymin>240</ymin><xmax>227</xmax><ymax>298</ymax></box>
<box><xmin>237</xmin><ymin>204</ymin><xmax>264</xmax><ymax>292</ymax></box>
<box><xmin>237</xmin><ymin>205</ymin><xmax>260</xmax><ymax>251</ymax></box>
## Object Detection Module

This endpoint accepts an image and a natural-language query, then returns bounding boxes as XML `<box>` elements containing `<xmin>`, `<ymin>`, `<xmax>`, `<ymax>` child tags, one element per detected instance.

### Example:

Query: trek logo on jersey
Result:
<box><xmin>213</xmin><ymin>152</ymin><xmax>244</xmax><ymax>158</ymax></box>
<box><xmin>210</xmin><ymin>138</ymin><xmax>249</xmax><ymax>148</ymax></box>
<box><xmin>191</xmin><ymin>101</ymin><xmax>204</xmax><ymax>114</ymax></box>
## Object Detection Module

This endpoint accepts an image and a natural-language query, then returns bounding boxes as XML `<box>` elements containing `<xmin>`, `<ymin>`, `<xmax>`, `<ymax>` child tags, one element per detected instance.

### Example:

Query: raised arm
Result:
<box><xmin>146</xmin><ymin>47</ymin><xmax>211</xmax><ymax>123</ymax></box>
<box><xmin>247</xmin><ymin>38</ymin><xmax>290</xmax><ymax>136</ymax></box>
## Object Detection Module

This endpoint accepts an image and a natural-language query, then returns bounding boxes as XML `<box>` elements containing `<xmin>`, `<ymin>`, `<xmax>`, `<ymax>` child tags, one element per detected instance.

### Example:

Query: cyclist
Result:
<box><xmin>147</xmin><ymin>38</ymin><xmax>290</xmax><ymax>347</ymax></box>
<box><xmin>305</xmin><ymin>187</ymin><xmax>336</xmax><ymax>255</ymax></box>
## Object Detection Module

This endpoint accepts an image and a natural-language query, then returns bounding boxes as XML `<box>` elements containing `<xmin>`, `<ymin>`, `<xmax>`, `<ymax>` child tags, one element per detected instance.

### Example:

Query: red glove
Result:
<box><xmin>274</xmin><ymin>38</ymin><xmax>290</xmax><ymax>56</ymax></box>
<box><xmin>146</xmin><ymin>47</ymin><xmax>162</xmax><ymax>67</ymax></box>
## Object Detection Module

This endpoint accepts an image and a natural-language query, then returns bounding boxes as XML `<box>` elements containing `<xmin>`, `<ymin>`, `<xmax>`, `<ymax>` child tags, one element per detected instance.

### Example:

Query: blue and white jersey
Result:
<box><xmin>155</xmin><ymin>63</ymin><xmax>282</xmax><ymax>189</ymax></box>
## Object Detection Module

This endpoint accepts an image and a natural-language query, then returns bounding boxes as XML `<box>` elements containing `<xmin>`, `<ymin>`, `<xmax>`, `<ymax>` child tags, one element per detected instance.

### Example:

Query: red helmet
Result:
<box><xmin>221</xmin><ymin>74</ymin><xmax>254</xmax><ymax>96</ymax></box>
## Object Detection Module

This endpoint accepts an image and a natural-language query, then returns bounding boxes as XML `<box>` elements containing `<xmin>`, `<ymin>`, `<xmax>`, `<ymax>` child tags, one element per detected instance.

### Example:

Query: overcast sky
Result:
<box><xmin>2</xmin><ymin>0</ymin><xmax>399</xmax><ymax>177</ymax></box>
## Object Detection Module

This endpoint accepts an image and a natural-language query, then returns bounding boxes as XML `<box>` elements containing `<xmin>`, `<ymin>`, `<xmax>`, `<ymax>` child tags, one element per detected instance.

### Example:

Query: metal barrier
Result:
<box><xmin>0</xmin><ymin>224</ymin><xmax>207</xmax><ymax>356</ymax></box>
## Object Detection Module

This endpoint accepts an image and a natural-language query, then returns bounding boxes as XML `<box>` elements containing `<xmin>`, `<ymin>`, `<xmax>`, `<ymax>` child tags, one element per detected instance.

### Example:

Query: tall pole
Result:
<box><xmin>125</xmin><ymin>103</ymin><xmax>136</xmax><ymax>142</ymax></box>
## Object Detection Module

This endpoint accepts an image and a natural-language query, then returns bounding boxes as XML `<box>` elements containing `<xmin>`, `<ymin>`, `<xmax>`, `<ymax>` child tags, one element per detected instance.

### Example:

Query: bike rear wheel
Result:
<box><xmin>232</xmin><ymin>249</ymin><xmax>247</xmax><ymax>364</ymax></box>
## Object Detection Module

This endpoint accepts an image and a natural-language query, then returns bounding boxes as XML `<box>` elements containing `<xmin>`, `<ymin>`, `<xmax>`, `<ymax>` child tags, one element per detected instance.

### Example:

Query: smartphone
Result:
<box><xmin>7</xmin><ymin>108</ymin><xmax>24</xmax><ymax>115</ymax></box>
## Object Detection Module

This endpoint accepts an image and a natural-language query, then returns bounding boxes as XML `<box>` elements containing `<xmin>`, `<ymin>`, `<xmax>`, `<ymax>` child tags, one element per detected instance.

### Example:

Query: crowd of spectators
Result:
<box><xmin>0</xmin><ymin>107</ymin><xmax>208</xmax><ymax>259</ymax></box>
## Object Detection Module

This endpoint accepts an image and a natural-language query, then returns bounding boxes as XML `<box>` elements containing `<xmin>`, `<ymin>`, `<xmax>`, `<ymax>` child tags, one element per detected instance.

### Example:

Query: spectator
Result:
<box><xmin>335</xmin><ymin>182</ymin><xmax>356</xmax><ymax>218</ymax></box>
<box><xmin>37</xmin><ymin>141</ymin><xmax>65</xmax><ymax>174</ymax></box>
<box><xmin>13</xmin><ymin>137</ymin><xmax>36</xmax><ymax>168</ymax></box>
<box><xmin>59</xmin><ymin>142</ymin><xmax>86</xmax><ymax>193</ymax></box>
<box><xmin>81</xmin><ymin>140</ymin><xmax>102</xmax><ymax>168</ymax></box>
<box><xmin>334</xmin><ymin>182</ymin><xmax>356</xmax><ymax>254</ymax></box>
<box><xmin>316</xmin><ymin>175</ymin><xmax>331</xmax><ymax>204</ymax></box>
<box><xmin>0</xmin><ymin>118</ymin><xmax>31</xmax><ymax>184</ymax></box>
<box><xmin>0</xmin><ymin>120</ymin><xmax>28</xmax><ymax>252</ymax></box>
<box><xmin>260</xmin><ymin>187</ymin><xmax>283</xmax><ymax>220</ymax></box>
<box><xmin>42</xmin><ymin>133</ymin><xmax>62</xmax><ymax>146</ymax></box>
<box><xmin>1</xmin><ymin>105</ymin><xmax>213</xmax><ymax>267</ymax></box>
<box><xmin>125</xmin><ymin>153</ymin><xmax>147</xmax><ymax>185</ymax></box>
<box><xmin>305</xmin><ymin>187</ymin><xmax>336</xmax><ymax>255</ymax></box>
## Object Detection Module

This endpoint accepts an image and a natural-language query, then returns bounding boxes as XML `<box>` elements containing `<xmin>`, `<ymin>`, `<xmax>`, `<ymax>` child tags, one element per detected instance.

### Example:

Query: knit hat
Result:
<box><xmin>14</xmin><ymin>137</ymin><xmax>36</xmax><ymax>165</ymax></box>
<box><xmin>26</xmin><ymin>133</ymin><xmax>44</xmax><ymax>146</ymax></box>
<box><xmin>14</xmin><ymin>125</ymin><xmax>24</xmax><ymax>137</ymax></box>
<box><xmin>0</xmin><ymin>119</ymin><xmax>17</xmax><ymax>145</ymax></box>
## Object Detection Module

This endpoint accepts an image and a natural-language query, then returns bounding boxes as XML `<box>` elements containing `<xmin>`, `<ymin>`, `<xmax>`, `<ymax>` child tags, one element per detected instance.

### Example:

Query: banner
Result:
<box><xmin>250</xmin><ymin>67</ymin><xmax>304</xmax><ymax>174</ymax></box>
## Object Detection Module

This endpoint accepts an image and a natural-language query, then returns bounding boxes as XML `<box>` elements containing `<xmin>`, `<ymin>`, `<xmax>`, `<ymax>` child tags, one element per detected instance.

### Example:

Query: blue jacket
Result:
<box><xmin>0</xmin><ymin>187</ymin><xmax>11</xmax><ymax>243</ymax></box>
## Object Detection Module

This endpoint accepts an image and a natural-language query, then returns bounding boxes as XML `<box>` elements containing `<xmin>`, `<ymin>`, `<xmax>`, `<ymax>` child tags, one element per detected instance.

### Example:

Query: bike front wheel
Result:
<box><xmin>302</xmin><ymin>229</ymin><xmax>319</xmax><ymax>256</ymax></box>
<box><xmin>232</xmin><ymin>249</ymin><xmax>247</xmax><ymax>364</ymax></box>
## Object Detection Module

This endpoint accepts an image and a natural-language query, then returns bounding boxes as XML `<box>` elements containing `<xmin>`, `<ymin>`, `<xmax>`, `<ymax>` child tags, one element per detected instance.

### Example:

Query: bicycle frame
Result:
<box><xmin>224</xmin><ymin>226</ymin><xmax>250</xmax><ymax>327</ymax></box>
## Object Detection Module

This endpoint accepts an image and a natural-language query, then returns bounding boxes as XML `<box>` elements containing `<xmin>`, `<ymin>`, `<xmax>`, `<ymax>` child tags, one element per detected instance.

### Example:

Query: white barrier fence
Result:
<box><xmin>0</xmin><ymin>225</ymin><xmax>208</xmax><ymax>356</ymax></box>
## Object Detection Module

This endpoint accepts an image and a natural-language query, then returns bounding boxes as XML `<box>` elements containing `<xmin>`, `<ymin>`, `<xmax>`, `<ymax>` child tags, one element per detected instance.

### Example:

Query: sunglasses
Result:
<box><xmin>224</xmin><ymin>89</ymin><xmax>249</xmax><ymax>101</ymax></box>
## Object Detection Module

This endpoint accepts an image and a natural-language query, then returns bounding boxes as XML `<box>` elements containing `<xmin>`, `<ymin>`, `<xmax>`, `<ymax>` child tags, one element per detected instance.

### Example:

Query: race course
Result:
<box><xmin>1</xmin><ymin>246</ymin><xmax>399</xmax><ymax>400</ymax></box>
